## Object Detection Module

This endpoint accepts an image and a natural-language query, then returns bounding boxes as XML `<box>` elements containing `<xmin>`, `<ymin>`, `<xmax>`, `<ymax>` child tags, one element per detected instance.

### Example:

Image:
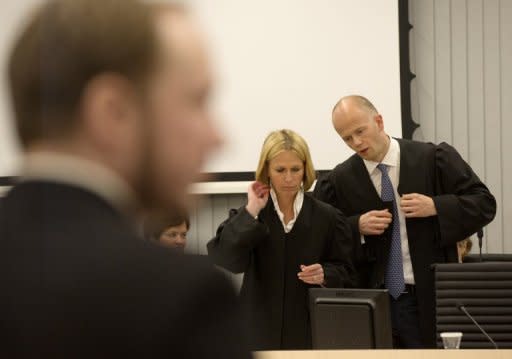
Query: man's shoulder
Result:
<box><xmin>331</xmin><ymin>153</ymin><xmax>362</xmax><ymax>174</ymax></box>
<box><xmin>305</xmin><ymin>192</ymin><xmax>340</xmax><ymax>217</ymax></box>
<box><xmin>0</xmin><ymin>180</ymin><xmax>230</xmax><ymax>286</ymax></box>
<box><xmin>0</xmin><ymin>181</ymin><xmax>238</xmax><ymax>318</ymax></box>
<box><xmin>146</xmin><ymin>250</ymin><xmax>233</xmax><ymax>295</ymax></box>
<box><xmin>3</xmin><ymin>180</ymin><xmax>118</xmax><ymax>213</ymax></box>
<box><xmin>395</xmin><ymin>137</ymin><xmax>437</xmax><ymax>153</ymax></box>
<box><xmin>0</xmin><ymin>180</ymin><xmax>129</xmax><ymax>240</ymax></box>
<box><xmin>325</xmin><ymin>153</ymin><xmax>364</xmax><ymax>183</ymax></box>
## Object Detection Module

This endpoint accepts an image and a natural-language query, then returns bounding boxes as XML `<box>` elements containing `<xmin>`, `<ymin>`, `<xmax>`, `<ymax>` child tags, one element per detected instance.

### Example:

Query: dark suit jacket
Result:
<box><xmin>207</xmin><ymin>194</ymin><xmax>355</xmax><ymax>350</ymax></box>
<box><xmin>0</xmin><ymin>181</ymin><xmax>251</xmax><ymax>358</ymax></box>
<box><xmin>314</xmin><ymin>139</ymin><xmax>496</xmax><ymax>347</ymax></box>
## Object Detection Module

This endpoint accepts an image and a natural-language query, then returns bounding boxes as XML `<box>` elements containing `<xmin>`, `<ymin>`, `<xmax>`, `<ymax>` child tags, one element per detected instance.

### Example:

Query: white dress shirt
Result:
<box><xmin>270</xmin><ymin>188</ymin><xmax>304</xmax><ymax>233</ymax></box>
<box><xmin>362</xmin><ymin>138</ymin><xmax>415</xmax><ymax>284</ymax></box>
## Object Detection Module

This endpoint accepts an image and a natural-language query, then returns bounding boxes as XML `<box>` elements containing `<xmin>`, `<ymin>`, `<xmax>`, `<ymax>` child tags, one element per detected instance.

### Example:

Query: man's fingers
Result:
<box><xmin>374</xmin><ymin>216</ymin><xmax>392</xmax><ymax>224</ymax></box>
<box><xmin>401</xmin><ymin>202</ymin><xmax>418</xmax><ymax>211</ymax></box>
<box><xmin>404</xmin><ymin>209</ymin><xmax>421</xmax><ymax>217</ymax></box>
<box><xmin>400</xmin><ymin>200</ymin><xmax>420</xmax><ymax>208</ymax></box>
<box><xmin>372</xmin><ymin>209</ymin><xmax>392</xmax><ymax>217</ymax></box>
<box><xmin>367</xmin><ymin>218</ymin><xmax>391</xmax><ymax>229</ymax></box>
<box><xmin>373</xmin><ymin>223</ymin><xmax>390</xmax><ymax>230</ymax></box>
<box><xmin>401</xmin><ymin>198</ymin><xmax>418</xmax><ymax>205</ymax></box>
<box><xmin>401</xmin><ymin>193</ymin><xmax>418</xmax><ymax>200</ymax></box>
<box><xmin>361</xmin><ymin>209</ymin><xmax>396</xmax><ymax>236</ymax></box>
<box><xmin>402</xmin><ymin>207</ymin><xmax>416</xmax><ymax>214</ymax></box>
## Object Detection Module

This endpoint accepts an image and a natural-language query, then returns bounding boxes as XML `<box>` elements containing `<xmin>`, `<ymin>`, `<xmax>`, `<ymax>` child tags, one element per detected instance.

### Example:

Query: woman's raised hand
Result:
<box><xmin>246</xmin><ymin>181</ymin><xmax>270</xmax><ymax>218</ymax></box>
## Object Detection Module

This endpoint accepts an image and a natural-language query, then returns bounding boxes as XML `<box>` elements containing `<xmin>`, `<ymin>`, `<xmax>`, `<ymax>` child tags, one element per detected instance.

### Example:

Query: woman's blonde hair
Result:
<box><xmin>255</xmin><ymin>129</ymin><xmax>316</xmax><ymax>191</ymax></box>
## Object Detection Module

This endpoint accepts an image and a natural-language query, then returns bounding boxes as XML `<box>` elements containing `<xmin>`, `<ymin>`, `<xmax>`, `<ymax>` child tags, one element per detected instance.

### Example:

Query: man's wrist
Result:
<box><xmin>358</xmin><ymin>215</ymin><xmax>364</xmax><ymax>234</ymax></box>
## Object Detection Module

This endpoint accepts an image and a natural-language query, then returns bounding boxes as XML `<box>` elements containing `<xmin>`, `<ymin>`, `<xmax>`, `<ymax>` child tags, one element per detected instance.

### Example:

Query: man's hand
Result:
<box><xmin>358</xmin><ymin>209</ymin><xmax>392</xmax><ymax>235</ymax></box>
<box><xmin>297</xmin><ymin>264</ymin><xmax>325</xmax><ymax>286</ymax></box>
<box><xmin>245</xmin><ymin>181</ymin><xmax>270</xmax><ymax>218</ymax></box>
<box><xmin>400</xmin><ymin>193</ymin><xmax>437</xmax><ymax>218</ymax></box>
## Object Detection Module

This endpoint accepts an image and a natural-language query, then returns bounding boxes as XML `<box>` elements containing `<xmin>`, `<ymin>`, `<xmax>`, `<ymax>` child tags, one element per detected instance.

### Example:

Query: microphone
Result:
<box><xmin>456</xmin><ymin>301</ymin><xmax>498</xmax><ymax>349</ymax></box>
<box><xmin>477</xmin><ymin>229</ymin><xmax>484</xmax><ymax>262</ymax></box>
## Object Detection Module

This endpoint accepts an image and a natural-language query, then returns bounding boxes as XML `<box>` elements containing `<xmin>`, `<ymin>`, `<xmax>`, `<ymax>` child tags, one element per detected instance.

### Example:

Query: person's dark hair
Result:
<box><xmin>144</xmin><ymin>215</ymin><xmax>191</xmax><ymax>241</ymax></box>
<box><xmin>8</xmin><ymin>0</ymin><xmax>158</xmax><ymax>147</ymax></box>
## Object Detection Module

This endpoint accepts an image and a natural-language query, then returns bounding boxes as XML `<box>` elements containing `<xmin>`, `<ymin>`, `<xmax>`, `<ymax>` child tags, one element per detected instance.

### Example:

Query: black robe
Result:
<box><xmin>314</xmin><ymin>138</ymin><xmax>497</xmax><ymax>347</ymax></box>
<box><xmin>207</xmin><ymin>194</ymin><xmax>356</xmax><ymax>350</ymax></box>
<box><xmin>0</xmin><ymin>181</ymin><xmax>251</xmax><ymax>358</ymax></box>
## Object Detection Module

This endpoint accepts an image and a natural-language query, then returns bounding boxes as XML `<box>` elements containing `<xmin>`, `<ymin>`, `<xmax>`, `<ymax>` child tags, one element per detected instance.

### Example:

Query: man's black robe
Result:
<box><xmin>314</xmin><ymin>139</ymin><xmax>496</xmax><ymax>347</ymax></box>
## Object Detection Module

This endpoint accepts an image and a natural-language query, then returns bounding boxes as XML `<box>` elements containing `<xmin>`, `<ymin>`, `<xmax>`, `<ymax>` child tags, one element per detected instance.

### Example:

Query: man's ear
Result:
<box><xmin>79</xmin><ymin>73</ymin><xmax>137</xmax><ymax>149</ymax></box>
<box><xmin>374</xmin><ymin>114</ymin><xmax>384</xmax><ymax>130</ymax></box>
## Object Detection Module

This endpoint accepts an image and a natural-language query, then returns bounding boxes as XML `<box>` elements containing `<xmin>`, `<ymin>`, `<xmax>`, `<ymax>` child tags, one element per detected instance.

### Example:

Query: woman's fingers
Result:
<box><xmin>298</xmin><ymin>270</ymin><xmax>324</xmax><ymax>278</ymax></box>
<box><xmin>300</xmin><ymin>263</ymin><xmax>322</xmax><ymax>272</ymax></box>
<box><xmin>298</xmin><ymin>263</ymin><xmax>324</xmax><ymax>284</ymax></box>
<box><xmin>246</xmin><ymin>182</ymin><xmax>270</xmax><ymax>217</ymax></box>
<box><xmin>298</xmin><ymin>273</ymin><xmax>324</xmax><ymax>285</ymax></box>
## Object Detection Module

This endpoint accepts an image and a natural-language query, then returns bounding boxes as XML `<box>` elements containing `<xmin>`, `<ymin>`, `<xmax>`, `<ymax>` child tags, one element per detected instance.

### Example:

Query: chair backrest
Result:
<box><xmin>463</xmin><ymin>254</ymin><xmax>512</xmax><ymax>263</ymax></box>
<box><xmin>434</xmin><ymin>262</ymin><xmax>512</xmax><ymax>348</ymax></box>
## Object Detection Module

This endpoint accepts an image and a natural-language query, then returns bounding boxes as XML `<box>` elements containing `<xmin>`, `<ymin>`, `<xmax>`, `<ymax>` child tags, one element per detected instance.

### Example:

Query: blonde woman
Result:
<box><xmin>207</xmin><ymin>129</ymin><xmax>355</xmax><ymax>350</ymax></box>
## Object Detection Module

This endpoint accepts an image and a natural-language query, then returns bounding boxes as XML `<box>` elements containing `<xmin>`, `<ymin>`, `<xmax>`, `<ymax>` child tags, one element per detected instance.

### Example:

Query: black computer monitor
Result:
<box><xmin>308</xmin><ymin>288</ymin><xmax>393</xmax><ymax>349</ymax></box>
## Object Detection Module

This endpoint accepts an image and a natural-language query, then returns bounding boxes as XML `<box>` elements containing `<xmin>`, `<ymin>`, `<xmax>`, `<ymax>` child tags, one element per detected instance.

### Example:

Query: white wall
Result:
<box><xmin>0</xmin><ymin>0</ymin><xmax>42</xmax><ymax>176</ymax></box>
<box><xmin>187</xmin><ymin>0</ymin><xmax>512</xmax><ymax>256</ymax></box>
<box><xmin>188</xmin><ymin>0</ymin><xmax>402</xmax><ymax>173</ymax></box>
<box><xmin>0</xmin><ymin>0</ymin><xmax>402</xmax><ymax>177</ymax></box>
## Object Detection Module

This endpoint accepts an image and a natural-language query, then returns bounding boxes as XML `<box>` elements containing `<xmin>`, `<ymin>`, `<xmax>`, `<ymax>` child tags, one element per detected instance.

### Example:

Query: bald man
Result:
<box><xmin>314</xmin><ymin>95</ymin><xmax>496</xmax><ymax>348</ymax></box>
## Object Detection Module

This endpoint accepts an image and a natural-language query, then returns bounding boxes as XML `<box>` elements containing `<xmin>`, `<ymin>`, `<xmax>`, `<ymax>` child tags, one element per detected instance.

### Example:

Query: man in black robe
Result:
<box><xmin>314</xmin><ymin>95</ymin><xmax>496</xmax><ymax>348</ymax></box>
<box><xmin>0</xmin><ymin>1</ymin><xmax>249</xmax><ymax>357</ymax></box>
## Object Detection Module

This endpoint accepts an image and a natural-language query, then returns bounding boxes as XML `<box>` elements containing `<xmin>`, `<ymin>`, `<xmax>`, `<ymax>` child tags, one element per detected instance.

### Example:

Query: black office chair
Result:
<box><xmin>434</xmin><ymin>262</ymin><xmax>512</xmax><ymax>348</ymax></box>
<box><xmin>463</xmin><ymin>253</ymin><xmax>512</xmax><ymax>263</ymax></box>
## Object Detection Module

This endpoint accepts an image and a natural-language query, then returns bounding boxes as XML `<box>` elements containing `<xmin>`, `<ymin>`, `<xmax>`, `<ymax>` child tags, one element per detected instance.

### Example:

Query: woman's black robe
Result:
<box><xmin>207</xmin><ymin>194</ymin><xmax>356</xmax><ymax>350</ymax></box>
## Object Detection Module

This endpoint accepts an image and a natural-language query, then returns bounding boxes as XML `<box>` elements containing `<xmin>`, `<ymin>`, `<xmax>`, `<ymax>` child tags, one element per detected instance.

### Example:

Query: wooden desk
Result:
<box><xmin>254</xmin><ymin>349</ymin><xmax>512</xmax><ymax>359</ymax></box>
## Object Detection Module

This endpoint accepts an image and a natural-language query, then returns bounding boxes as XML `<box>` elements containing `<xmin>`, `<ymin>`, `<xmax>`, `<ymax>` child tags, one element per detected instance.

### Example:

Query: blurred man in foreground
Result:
<box><xmin>0</xmin><ymin>1</ymin><xmax>250</xmax><ymax>357</ymax></box>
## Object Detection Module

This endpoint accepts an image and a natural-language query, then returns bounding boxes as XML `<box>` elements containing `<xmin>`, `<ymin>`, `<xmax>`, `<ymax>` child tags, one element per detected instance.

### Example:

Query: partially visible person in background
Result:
<box><xmin>208</xmin><ymin>129</ymin><xmax>355</xmax><ymax>350</ymax></box>
<box><xmin>0</xmin><ymin>1</ymin><xmax>250</xmax><ymax>357</ymax></box>
<box><xmin>457</xmin><ymin>238</ymin><xmax>473</xmax><ymax>263</ymax></box>
<box><xmin>145</xmin><ymin>215</ymin><xmax>190</xmax><ymax>253</ymax></box>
